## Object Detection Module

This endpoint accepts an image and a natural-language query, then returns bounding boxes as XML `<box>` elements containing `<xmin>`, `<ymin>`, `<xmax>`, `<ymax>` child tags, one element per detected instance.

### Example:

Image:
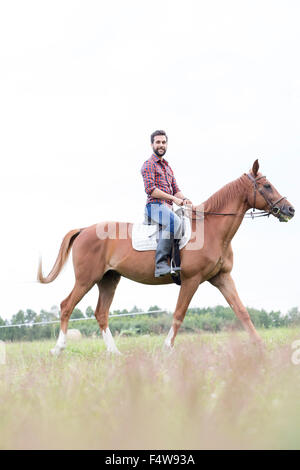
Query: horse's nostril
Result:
<box><xmin>289</xmin><ymin>206</ymin><xmax>295</xmax><ymax>215</ymax></box>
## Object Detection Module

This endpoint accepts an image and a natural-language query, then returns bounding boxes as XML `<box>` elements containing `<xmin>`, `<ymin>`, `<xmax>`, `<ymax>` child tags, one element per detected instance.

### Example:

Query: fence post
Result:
<box><xmin>0</xmin><ymin>341</ymin><xmax>6</xmax><ymax>365</ymax></box>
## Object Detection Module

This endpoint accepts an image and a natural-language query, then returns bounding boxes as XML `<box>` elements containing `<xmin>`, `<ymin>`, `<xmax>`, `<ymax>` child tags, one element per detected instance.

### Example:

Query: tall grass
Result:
<box><xmin>0</xmin><ymin>328</ymin><xmax>300</xmax><ymax>449</ymax></box>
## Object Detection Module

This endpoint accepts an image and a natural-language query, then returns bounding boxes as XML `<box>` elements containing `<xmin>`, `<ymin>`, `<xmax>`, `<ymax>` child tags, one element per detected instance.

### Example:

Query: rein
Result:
<box><xmin>183</xmin><ymin>172</ymin><xmax>287</xmax><ymax>220</ymax></box>
<box><xmin>185</xmin><ymin>208</ymin><xmax>271</xmax><ymax>220</ymax></box>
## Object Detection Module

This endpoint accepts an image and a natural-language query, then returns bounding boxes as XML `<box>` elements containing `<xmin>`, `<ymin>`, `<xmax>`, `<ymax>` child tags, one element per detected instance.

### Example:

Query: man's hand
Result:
<box><xmin>183</xmin><ymin>199</ymin><xmax>193</xmax><ymax>205</ymax></box>
<box><xmin>173</xmin><ymin>196</ymin><xmax>184</xmax><ymax>206</ymax></box>
<box><xmin>182</xmin><ymin>199</ymin><xmax>197</xmax><ymax>211</ymax></box>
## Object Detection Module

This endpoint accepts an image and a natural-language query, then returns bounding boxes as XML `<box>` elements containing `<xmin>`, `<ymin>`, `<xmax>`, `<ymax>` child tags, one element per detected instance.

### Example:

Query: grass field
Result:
<box><xmin>0</xmin><ymin>328</ymin><xmax>300</xmax><ymax>450</ymax></box>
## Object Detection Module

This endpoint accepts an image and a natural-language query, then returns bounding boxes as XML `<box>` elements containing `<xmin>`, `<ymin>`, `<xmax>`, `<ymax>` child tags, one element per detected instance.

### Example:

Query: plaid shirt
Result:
<box><xmin>141</xmin><ymin>154</ymin><xmax>180</xmax><ymax>207</ymax></box>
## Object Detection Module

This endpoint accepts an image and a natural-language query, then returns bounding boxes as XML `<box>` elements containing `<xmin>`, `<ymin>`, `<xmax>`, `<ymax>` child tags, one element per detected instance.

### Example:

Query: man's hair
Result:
<box><xmin>150</xmin><ymin>130</ymin><xmax>168</xmax><ymax>144</ymax></box>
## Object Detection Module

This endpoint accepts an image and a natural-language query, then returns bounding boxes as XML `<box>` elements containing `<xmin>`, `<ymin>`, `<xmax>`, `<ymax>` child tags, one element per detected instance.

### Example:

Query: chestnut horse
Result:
<box><xmin>38</xmin><ymin>160</ymin><xmax>295</xmax><ymax>355</ymax></box>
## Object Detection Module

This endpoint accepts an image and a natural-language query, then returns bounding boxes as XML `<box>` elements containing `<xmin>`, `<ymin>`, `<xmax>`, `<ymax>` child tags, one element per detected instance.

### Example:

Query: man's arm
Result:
<box><xmin>141</xmin><ymin>160</ymin><xmax>190</xmax><ymax>206</ymax></box>
<box><xmin>174</xmin><ymin>191</ymin><xmax>193</xmax><ymax>205</ymax></box>
<box><xmin>151</xmin><ymin>188</ymin><xmax>184</xmax><ymax>206</ymax></box>
<box><xmin>141</xmin><ymin>161</ymin><xmax>183</xmax><ymax>205</ymax></box>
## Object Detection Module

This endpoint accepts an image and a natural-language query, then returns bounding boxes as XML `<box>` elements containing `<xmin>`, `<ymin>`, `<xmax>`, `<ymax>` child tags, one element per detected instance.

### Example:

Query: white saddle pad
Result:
<box><xmin>132</xmin><ymin>216</ymin><xmax>192</xmax><ymax>251</ymax></box>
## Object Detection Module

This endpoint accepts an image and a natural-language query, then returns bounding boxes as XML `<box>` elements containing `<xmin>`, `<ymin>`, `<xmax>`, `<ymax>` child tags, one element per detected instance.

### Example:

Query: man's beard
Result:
<box><xmin>154</xmin><ymin>147</ymin><xmax>166</xmax><ymax>157</ymax></box>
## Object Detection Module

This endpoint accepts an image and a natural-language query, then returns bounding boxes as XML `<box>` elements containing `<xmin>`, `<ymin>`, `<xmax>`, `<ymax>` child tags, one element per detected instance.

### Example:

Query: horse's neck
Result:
<box><xmin>200</xmin><ymin>176</ymin><xmax>249</xmax><ymax>246</ymax></box>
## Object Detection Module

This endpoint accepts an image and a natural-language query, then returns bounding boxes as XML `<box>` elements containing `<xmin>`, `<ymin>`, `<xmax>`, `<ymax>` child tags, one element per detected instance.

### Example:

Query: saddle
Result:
<box><xmin>131</xmin><ymin>208</ymin><xmax>192</xmax><ymax>285</ymax></box>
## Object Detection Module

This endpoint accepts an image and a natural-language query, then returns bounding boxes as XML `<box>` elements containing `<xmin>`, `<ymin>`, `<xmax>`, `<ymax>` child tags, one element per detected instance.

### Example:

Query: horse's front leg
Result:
<box><xmin>209</xmin><ymin>271</ymin><xmax>263</xmax><ymax>344</ymax></box>
<box><xmin>164</xmin><ymin>276</ymin><xmax>200</xmax><ymax>349</ymax></box>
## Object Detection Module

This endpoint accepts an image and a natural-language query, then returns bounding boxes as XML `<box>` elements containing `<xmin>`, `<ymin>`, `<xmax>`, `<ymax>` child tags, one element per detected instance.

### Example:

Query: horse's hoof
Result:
<box><xmin>106</xmin><ymin>348</ymin><xmax>122</xmax><ymax>356</ymax></box>
<box><xmin>163</xmin><ymin>342</ymin><xmax>174</xmax><ymax>355</ymax></box>
<box><xmin>250</xmin><ymin>339</ymin><xmax>266</xmax><ymax>355</ymax></box>
<box><xmin>50</xmin><ymin>347</ymin><xmax>62</xmax><ymax>356</ymax></box>
<box><xmin>257</xmin><ymin>340</ymin><xmax>266</xmax><ymax>351</ymax></box>
<box><xmin>113</xmin><ymin>349</ymin><xmax>122</xmax><ymax>356</ymax></box>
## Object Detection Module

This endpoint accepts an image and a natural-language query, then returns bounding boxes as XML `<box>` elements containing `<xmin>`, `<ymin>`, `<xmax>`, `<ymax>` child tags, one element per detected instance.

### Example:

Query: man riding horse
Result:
<box><xmin>38</xmin><ymin>153</ymin><xmax>294</xmax><ymax>355</ymax></box>
<box><xmin>141</xmin><ymin>130</ymin><xmax>193</xmax><ymax>278</ymax></box>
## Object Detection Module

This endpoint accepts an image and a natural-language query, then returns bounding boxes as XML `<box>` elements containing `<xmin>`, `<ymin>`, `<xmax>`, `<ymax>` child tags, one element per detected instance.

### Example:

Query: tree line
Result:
<box><xmin>0</xmin><ymin>305</ymin><xmax>300</xmax><ymax>342</ymax></box>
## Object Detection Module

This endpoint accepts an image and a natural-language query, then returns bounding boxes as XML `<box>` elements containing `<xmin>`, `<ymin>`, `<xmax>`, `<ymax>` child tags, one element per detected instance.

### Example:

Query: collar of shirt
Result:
<box><xmin>151</xmin><ymin>153</ymin><xmax>169</xmax><ymax>166</ymax></box>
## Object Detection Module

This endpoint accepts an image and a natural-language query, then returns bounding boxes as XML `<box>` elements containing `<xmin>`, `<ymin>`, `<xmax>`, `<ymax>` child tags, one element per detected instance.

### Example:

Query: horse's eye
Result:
<box><xmin>264</xmin><ymin>184</ymin><xmax>272</xmax><ymax>190</ymax></box>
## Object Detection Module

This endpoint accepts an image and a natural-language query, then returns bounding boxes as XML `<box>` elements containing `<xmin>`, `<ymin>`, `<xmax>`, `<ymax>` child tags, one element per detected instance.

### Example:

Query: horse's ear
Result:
<box><xmin>252</xmin><ymin>159</ymin><xmax>259</xmax><ymax>177</ymax></box>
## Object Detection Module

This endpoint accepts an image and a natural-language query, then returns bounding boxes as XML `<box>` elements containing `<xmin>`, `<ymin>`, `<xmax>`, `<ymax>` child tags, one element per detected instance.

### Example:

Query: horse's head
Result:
<box><xmin>246</xmin><ymin>159</ymin><xmax>295</xmax><ymax>222</ymax></box>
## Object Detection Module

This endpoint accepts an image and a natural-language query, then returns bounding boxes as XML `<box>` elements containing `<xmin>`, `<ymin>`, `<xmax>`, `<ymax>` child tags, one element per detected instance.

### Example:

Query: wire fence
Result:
<box><xmin>0</xmin><ymin>310</ymin><xmax>168</xmax><ymax>329</ymax></box>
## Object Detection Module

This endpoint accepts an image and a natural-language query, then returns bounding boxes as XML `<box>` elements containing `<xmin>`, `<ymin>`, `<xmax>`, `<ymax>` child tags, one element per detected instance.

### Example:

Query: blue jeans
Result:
<box><xmin>145</xmin><ymin>203</ymin><xmax>182</xmax><ymax>239</ymax></box>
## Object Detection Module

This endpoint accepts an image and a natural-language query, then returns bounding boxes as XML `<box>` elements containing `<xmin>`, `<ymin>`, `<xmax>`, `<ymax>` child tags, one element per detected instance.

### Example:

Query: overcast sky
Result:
<box><xmin>0</xmin><ymin>0</ymin><xmax>299</xmax><ymax>321</ymax></box>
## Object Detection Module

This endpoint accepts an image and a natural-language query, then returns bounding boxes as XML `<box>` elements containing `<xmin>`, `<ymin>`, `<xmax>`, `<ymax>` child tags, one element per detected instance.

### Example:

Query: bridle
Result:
<box><xmin>246</xmin><ymin>173</ymin><xmax>286</xmax><ymax>218</ymax></box>
<box><xmin>183</xmin><ymin>172</ymin><xmax>287</xmax><ymax>220</ymax></box>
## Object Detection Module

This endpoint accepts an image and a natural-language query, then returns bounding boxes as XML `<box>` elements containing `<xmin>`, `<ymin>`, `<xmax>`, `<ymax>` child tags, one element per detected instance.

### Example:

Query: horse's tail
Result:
<box><xmin>37</xmin><ymin>228</ymin><xmax>83</xmax><ymax>284</ymax></box>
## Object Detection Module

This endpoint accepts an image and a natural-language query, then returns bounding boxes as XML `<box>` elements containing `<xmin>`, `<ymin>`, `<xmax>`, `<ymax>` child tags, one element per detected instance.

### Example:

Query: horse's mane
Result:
<box><xmin>202</xmin><ymin>174</ymin><xmax>248</xmax><ymax>212</ymax></box>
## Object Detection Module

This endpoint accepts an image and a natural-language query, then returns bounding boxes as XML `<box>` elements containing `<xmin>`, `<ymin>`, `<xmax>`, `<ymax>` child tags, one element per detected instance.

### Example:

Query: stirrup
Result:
<box><xmin>170</xmin><ymin>259</ymin><xmax>181</xmax><ymax>275</ymax></box>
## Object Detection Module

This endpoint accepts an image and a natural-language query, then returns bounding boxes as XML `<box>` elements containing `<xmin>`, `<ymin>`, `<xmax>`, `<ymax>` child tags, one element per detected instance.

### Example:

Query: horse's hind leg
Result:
<box><xmin>51</xmin><ymin>282</ymin><xmax>92</xmax><ymax>356</ymax></box>
<box><xmin>94</xmin><ymin>271</ymin><xmax>121</xmax><ymax>354</ymax></box>
<box><xmin>164</xmin><ymin>275</ymin><xmax>200</xmax><ymax>349</ymax></box>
